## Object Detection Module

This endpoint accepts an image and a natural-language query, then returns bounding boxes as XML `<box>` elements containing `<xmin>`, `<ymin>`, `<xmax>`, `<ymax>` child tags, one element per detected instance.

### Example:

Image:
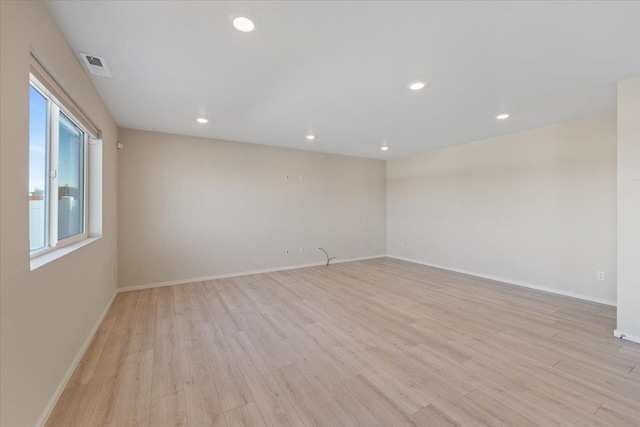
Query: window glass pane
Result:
<box><xmin>29</xmin><ymin>86</ymin><xmax>48</xmax><ymax>251</ymax></box>
<box><xmin>58</xmin><ymin>112</ymin><xmax>84</xmax><ymax>240</ymax></box>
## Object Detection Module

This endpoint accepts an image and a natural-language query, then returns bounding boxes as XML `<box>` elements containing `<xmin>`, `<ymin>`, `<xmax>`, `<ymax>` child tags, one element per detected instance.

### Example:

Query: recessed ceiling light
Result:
<box><xmin>196</xmin><ymin>117</ymin><xmax>208</xmax><ymax>124</ymax></box>
<box><xmin>408</xmin><ymin>80</ymin><xmax>427</xmax><ymax>91</ymax></box>
<box><xmin>230</xmin><ymin>13</ymin><xmax>256</xmax><ymax>32</ymax></box>
<box><xmin>496</xmin><ymin>113</ymin><xmax>510</xmax><ymax>120</ymax></box>
<box><xmin>381</xmin><ymin>145</ymin><xmax>389</xmax><ymax>151</ymax></box>
<box><xmin>306</xmin><ymin>134</ymin><xmax>316</xmax><ymax>140</ymax></box>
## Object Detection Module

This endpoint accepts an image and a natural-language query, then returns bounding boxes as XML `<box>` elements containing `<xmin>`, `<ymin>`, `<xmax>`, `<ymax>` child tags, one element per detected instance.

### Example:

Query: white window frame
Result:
<box><xmin>29</xmin><ymin>76</ymin><xmax>90</xmax><ymax>259</ymax></box>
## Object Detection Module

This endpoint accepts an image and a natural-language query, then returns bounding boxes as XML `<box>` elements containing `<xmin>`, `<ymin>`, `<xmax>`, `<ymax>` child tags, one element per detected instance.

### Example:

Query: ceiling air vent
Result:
<box><xmin>80</xmin><ymin>53</ymin><xmax>111</xmax><ymax>77</ymax></box>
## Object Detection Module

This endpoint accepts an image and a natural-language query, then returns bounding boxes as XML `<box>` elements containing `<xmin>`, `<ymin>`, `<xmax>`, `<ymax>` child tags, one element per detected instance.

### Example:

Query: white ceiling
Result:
<box><xmin>46</xmin><ymin>1</ymin><xmax>640</xmax><ymax>159</ymax></box>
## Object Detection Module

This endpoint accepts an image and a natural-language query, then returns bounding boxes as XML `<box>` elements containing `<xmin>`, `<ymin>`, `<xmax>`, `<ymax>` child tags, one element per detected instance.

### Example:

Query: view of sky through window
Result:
<box><xmin>29</xmin><ymin>86</ymin><xmax>48</xmax><ymax>251</ymax></box>
<box><xmin>29</xmin><ymin>86</ymin><xmax>47</xmax><ymax>196</ymax></box>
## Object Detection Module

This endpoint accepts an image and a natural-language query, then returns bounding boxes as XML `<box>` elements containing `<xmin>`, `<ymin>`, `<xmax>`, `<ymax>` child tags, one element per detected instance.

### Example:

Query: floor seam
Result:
<box><xmin>594</xmin><ymin>401</ymin><xmax>604</xmax><ymax>415</ymax></box>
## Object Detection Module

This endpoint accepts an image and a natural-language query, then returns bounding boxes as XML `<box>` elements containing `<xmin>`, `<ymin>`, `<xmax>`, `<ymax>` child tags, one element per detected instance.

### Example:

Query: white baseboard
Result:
<box><xmin>614</xmin><ymin>329</ymin><xmax>640</xmax><ymax>345</ymax></box>
<box><xmin>387</xmin><ymin>255</ymin><xmax>616</xmax><ymax>307</ymax></box>
<box><xmin>36</xmin><ymin>289</ymin><xmax>119</xmax><ymax>427</ymax></box>
<box><xmin>118</xmin><ymin>255</ymin><xmax>387</xmax><ymax>293</ymax></box>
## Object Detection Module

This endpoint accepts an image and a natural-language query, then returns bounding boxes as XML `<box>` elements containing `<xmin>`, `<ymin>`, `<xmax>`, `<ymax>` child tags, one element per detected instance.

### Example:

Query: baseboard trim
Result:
<box><xmin>387</xmin><ymin>255</ymin><xmax>616</xmax><ymax>307</ymax></box>
<box><xmin>118</xmin><ymin>255</ymin><xmax>387</xmax><ymax>293</ymax></box>
<box><xmin>36</xmin><ymin>288</ymin><xmax>119</xmax><ymax>427</ymax></box>
<box><xmin>614</xmin><ymin>330</ymin><xmax>640</xmax><ymax>344</ymax></box>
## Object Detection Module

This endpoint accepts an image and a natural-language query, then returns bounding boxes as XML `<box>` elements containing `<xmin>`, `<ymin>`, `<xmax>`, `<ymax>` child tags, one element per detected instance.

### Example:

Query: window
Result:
<box><xmin>29</xmin><ymin>76</ymin><xmax>90</xmax><ymax>257</ymax></box>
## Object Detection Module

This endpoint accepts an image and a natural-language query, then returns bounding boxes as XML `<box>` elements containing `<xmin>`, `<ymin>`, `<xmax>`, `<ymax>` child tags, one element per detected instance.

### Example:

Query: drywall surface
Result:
<box><xmin>616</xmin><ymin>76</ymin><xmax>640</xmax><ymax>341</ymax></box>
<box><xmin>387</xmin><ymin>113</ymin><xmax>617</xmax><ymax>304</ymax></box>
<box><xmin>117</xmin><ymin>128</ymin><xmax>386</xmax><ymax>288</ymax></box>
<box><xmin>0</xmin><ymin>1</ymin><xmax>118</xmax><ymax>426</ymax></box>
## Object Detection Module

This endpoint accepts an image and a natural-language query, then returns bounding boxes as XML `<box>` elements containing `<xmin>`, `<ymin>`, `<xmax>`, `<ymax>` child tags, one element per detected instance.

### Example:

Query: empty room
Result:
<box><xmin>2</xmin><ymin>1</ymin><xmax>640</xmax><ymax>426</ymax></box>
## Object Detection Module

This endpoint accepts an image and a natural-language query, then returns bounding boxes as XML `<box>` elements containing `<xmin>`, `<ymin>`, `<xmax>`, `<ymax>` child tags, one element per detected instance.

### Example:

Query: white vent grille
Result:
<box><xmin>80</xmin><ymin>53</ymin><xmax>111</xmax><ymax>77</ymax></box>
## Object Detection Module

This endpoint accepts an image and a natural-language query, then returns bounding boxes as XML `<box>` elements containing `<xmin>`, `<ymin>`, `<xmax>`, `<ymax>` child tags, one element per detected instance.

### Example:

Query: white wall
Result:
<box><xmin>616</xmin><ymin>76</ymin><xmax>640</xmax><ymax>342</ymax></box>
<box><xmin>117</xmin><ymin>128</ymin><xmax>386</xmax><ymax>289</ymax></box>
<box><xmin>0</xmin><ymin>2</ymin><xmax>119</xmax><ymax>426</ymax></box>
<box><xmin>387</xmin><ymin>113</ymin><xmax>617</xmax><ymax>305</ymax></box>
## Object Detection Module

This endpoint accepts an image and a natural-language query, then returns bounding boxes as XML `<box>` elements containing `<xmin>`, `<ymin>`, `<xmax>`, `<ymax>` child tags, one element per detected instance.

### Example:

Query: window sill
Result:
<box><xmin>30</xmin><ymin>237</ymin><xmax>101</xmax><ymax>271</ymax></box>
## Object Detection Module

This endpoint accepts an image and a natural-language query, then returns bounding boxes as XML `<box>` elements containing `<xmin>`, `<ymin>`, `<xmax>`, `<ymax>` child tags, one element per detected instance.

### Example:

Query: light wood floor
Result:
<box><xmin>46</xmin><ymin>258</ymin><xmax>640</xmax><ymax>427</ymax></box>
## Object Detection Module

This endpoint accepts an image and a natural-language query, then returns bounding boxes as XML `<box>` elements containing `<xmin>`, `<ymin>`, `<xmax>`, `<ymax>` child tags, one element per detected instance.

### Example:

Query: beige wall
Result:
<box><xmin>387</xmin><ymin>113</ymin><xmax>617</xmax><ymax>304</ymax></box>
<box><xmin>0</xmin><ymin>2</ymin><xmax>118</xmax><ymax>427</ymax></box>
<box><xmin>616</xmin><ymin>76</ymin><xmax>640</xmax><ymax>341</ymax></box>
<box><xmin>117</xmin><ymin>128</ymin><xmax>386</xmax><ymax>289</ymax></box>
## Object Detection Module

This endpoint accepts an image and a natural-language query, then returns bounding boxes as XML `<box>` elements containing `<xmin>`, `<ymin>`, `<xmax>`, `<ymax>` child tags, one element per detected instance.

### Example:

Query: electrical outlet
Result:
<box><xmin>285</xmin><ymin>248</ymin><xmax>290</xmax><ymax>255</ymax></box>
<box><xmin>299</xmin><ymin>247</ymin><xmax>304</xmax><ymax>254</ymax></box>
<box><xmin>596</xmin><ymin>271</ymin><xmax>606</xmax><ymax>281</ymax></box>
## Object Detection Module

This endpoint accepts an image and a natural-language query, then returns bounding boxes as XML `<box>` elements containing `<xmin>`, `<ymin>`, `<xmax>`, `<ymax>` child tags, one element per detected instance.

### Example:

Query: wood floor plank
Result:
<box><xmin>331</xmin><ymin>344</ymin><xmax>430</xmax><ymax>414</ymax></box>
<box><xmin>271</xmin><ymin>363</ymin><xmax>346</xmax><ymax>427</ymax></box>
<box><xmin>174</xmin><ymin>285</ymin><xmax>204</xmax><ymax>350</ymax></box>
<box><xmin>45</xmin><ymin>259</ymin><xmax>640</xmax><ymax>427</ymax></box>
<box><xmin>411</xmin><ymin>404</ymin><xmax>460</xmax><ymax>426</ymax></box>
<box><xmin>130</xmin><ymin>288</ymin><xmax>158</xmax><ymax>353</ymax></box>
<box><xmin>111</xmin><ymin>291</ymin><xmax>142</xmax><ymax>333</ymax></box>
<box><xmin>224</xmin><ymin>402</ymin><xmax>266</xmax><ymax>427</ymax></box>
<box><xmin>333</xmin><ymin>375</ymin><xmax>417</xmax><ymax>427</ymax></box>
<box><xmin>74</xmin><ymin>375</ymin><xmax>123</xmax><ymax>427</ymax></box>
<box><xmin>459</xmin><ymin>389</ymin><xmax>538</xmax><ymax>427</ymax></box>
<box><xmin>283</xmin><ymin>332</ymin><xmax>355</xmax><ymax>391</ymax></box>
<box><xmin>105</xmin><ymin>293</ymin><xmax>127</xmax><ymax>317</ymax></box>
<box><xmin>202</xmin><ymin>281</ymin><xmax>242</xmax><ymax>334</ymax></box>
<box><xmin>83</xmin><ymin>314</ymin><xmax>118</xmax><ymax>362</ymax></box>
<box><xmin>188</xmin><ymin>283</ymin><xmax>253</xmax><ymax>412</ymax></box>
<box><xmin>206</xmin><ymin>329</ymin><xmax>254</xmax><ymax>412</ymax></box>
<box><xmin>108</xmin><ymin>348</ymin><xmax>154</xmax><ymax>427</ymax></box>
<box><xmin>180</xmin><ymin>343</ymin><xmax>226</xmax><ymax>427</ymax></box>
<box><xmin>149</xmin><ymin>392</ymin><xmax>188</xmax><ymax>427</ymax></box>
<box><xmin>227</xmin><ymin>332</ymin><xmax>305</xmax><ymax>427</ymax></box>
<box><xmin>45</xmin><ymin>383</ymin><xmax>87</xmax><ymax>427</ymax></box>
<box><xmin>94</xmin><ymin>328</ymin><xmax>135</xmax><ymax>381</ymax></box>
<box><xmin>67</xmin><ymin>357</ymin><xmax>101</xmax><ymax>388</ymax></box>
<box><xmin>151</xmin><ymin>286</ymin><xmax>184</xmax><ymax>400</ymax></box>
